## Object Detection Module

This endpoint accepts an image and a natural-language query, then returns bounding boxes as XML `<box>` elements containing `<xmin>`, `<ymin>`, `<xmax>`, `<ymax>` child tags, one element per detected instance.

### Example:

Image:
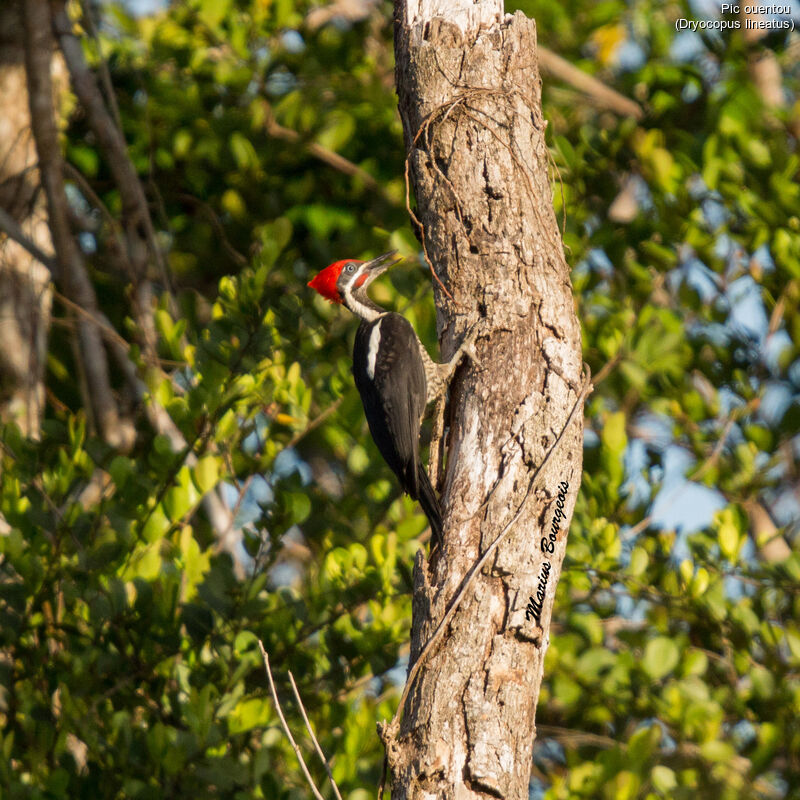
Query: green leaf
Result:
<box><xmin>193</xmin><ymin>456</ymin><xmax>220</xmax><ymax>494</ymax></box>
<box><xmin>643</xmin><ymin>637</ymin><xmax>680</xmax><ymax>680</ymax></box>
<box><xmin>228</xmin><ymin>698</ymin><xmax>271</xmax><ymax>734</ymax></box>
<box><xmin>141</xmin><ymin>505</ymin><xmax>171</xmax><ymax>543</ymax></box>
<box><xmin>602</xmin><ymin>412</ymin><xmax>627</xmax><ymax>455</ymax></box>
<box><xmin>716</xmin><ymin>509</ymin><xmax>740</xmax><ymax>561</ymax></box>
<box><xmin>786</xmin><ymin>629</ymin><xmax>800</xmax><ymax>664</ymax></box>
<box><xmin>229</xmin><ymin>132</ymin><xmax>258</xmax><ymax>171</ymax></box>
<box><xmin>700</xmin><ymin>740</ymin><xmax>735</xmax><ymax>763</ymax></box>
<box><xmin>629</xmin><ymin>546</ymin><xmax>648</xmax><ymax>576</ymax></box>
<box><xmin>651</xmin><ymin>765</ymin><xmax>677</xmax><ymax>793</ymax></box>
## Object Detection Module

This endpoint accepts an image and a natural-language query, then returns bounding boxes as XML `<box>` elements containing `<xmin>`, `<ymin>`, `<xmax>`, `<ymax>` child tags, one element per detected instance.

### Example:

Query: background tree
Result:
<box><xmin>0</xmin><ymin>0</ymin><xmax>63</xmax><ymax>438</ymax></box>
<box><xmin>0</xmin><ymin>0</ymin><xmax>798</xmax><ymax>799</ymax></box>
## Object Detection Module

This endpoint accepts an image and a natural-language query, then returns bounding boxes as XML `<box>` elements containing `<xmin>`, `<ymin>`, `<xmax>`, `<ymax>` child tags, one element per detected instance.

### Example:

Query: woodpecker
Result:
<box><xmin>308</xmin><ymin>252</ymin><xmax>474</xmax><ymax>546</ymax></box>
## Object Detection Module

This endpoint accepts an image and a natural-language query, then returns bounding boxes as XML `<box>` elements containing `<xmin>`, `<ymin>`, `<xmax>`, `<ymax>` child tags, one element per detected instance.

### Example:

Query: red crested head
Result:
<box><xmin>308</xmin><ymin>252</ymin><xmax>401</xmax><ymax>310</ymax></box>
<box><xmin>308</xmin><ymin>260</ymin><xmax>362</xmax><ymax>304</ymax></box>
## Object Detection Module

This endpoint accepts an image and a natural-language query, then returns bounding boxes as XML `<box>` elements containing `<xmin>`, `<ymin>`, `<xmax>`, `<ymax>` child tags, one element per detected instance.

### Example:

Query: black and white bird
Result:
<box><xmin>308</xmin><ymin>252</ymin><xmax>474</xmax><ymax>546</ymax></box>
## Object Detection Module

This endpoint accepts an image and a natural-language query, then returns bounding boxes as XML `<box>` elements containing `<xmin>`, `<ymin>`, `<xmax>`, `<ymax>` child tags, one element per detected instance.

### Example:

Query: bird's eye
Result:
<box><xmin>346</xmin><ymin>264</ymin><xmax>355</xmax><ymax>273</ymax></box>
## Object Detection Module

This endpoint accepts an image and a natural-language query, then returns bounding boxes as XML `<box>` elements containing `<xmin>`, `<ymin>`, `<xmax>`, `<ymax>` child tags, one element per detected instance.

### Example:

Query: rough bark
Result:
<box><xmin>0</xmin><ymin>0</ymin><xmax>58</xmax><ymax>437</ymax></box>
<box><xmin>387</xmin><ymin>3</ymin><xmax>584</xmax><ymax>798</ymax></box>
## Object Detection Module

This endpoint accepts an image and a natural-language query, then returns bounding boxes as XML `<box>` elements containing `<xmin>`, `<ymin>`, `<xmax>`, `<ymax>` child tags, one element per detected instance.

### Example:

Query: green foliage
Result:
<box><xmin>2</xmin><ymin>0</ymin><xmax>799</xmax><ymax>797</ymax></box>
<box><xmin>536</xmin><ymin>0</ymin><xmax>800</xmax><ymax>795</ymax></box>
<box><xmin>0</xmin><ymin>263</ymin><xmax>420</xmax><ymax>797</ymax></box>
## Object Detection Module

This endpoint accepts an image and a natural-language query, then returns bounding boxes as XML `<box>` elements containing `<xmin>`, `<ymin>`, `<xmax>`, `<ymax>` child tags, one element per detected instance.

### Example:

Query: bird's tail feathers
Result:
<box><xmin>416</xmin><ymin>463</ymin><xmax>443</xmax><ymax>547</ymax></box>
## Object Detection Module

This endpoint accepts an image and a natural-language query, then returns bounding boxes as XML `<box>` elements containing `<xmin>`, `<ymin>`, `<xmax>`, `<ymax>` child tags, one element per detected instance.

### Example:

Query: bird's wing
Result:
<box><xmin>353</xmin><ymin>313</ymin><xmax>427</xmax><ymax>497</ymax></box>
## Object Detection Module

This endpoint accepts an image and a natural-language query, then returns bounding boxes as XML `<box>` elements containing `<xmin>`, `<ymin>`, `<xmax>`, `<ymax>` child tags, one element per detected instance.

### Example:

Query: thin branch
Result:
<box><xmin>54</xmin><ymin>1</ymin><xmax>173</xmax><ymax>334</ymax></box>
<box><xmin>591</xmin><ymin>349</ymin><xmax>624</xmax><ymax>387</ymax></box>
<box><xmin>262</xmin><ymin>100</ymin><xmax>394</xmax><ymax>203</ymax></box>
<box><xmin>178</xmin><ymin>193</ymin><xmax>248</xmax><ymax>267</ymax></box>
<box><xmin>691</xmin><ymin>417</ymin><xmax>735</xmax><ymax>482</ymax></box>
<box><xmin>377</xmin><ymin>755</ymin><xmax>389</xmax><ymax>800</ymax></box>
<box><xmin>537</xmin><ymin>724</ymin><xmax>618</xmax><ymax>749</ymax></box>
<box><xmin>286</xmin><ymin>397</ymin><xmax>344</xmax><ymax>450</ymax></box>
<box><xmin>538</xmin><ymin>46</ymin><xmax>644</xmax><ymax>120</ymax></box>
<box><xmin>287</xmin><ymin>671</ymin><xmax>344</xmax><ymax>800</ymax></box>
<box><xmin>745</xmin><ymin>500</ymin><xmax>791</xmax><ymax>564</ymax></box>
<box><xmin>63</xmin><ymin>162</ymin><xmax>123</xmax><ymax>237</ymax></box>
<box><xmin>228</xmin><ymin>474</ymin><xmax>255</xmax><ymax>532</ymax></box>
<box><xmin>0</xmin><ymin>206</ymin><xmax>59</xmax><ymax>275</ymax></box>
<box><xmin>767</xmin><ymin>285</ymin><xmax>789</xmax><ymax>337</ymax></box>
<box><xmin>258</xmin><ymin>642</ymin><xmax>327</xmax><ymax>800</ymax></box>
<box><xmin>385</xmin><ymin>369</ymin><xmax>593</xmax><ymax>736</ymax></box>
<box><xmin>78</xmin><ymin>0</ymin><xmax>124</xmax><ymax>132</ymax></box>
<box><xmin>52</xmin><ymin>289</ymin><xmax>132</xmax><ymax>352</ymax></box>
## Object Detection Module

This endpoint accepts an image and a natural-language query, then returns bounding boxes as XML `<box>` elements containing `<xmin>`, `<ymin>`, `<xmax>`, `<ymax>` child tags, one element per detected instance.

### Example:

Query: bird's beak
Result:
<box><xmin>363</xmin><ymin>250</ymin><xmax>402</xmax><ymax>278</ymax></box>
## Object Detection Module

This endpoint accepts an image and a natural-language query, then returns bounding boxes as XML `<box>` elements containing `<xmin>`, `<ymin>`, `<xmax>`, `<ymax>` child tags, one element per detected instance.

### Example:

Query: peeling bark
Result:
<box><xmin>387</xmin><ymin>2</ymin><xmax>584</xmax><ymax>797</ymax></box>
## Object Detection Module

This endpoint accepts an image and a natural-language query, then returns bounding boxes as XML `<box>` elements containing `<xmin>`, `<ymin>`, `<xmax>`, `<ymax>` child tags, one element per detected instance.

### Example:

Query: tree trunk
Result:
<box><xmin>387</xmin><ymin>1</ymin><xmax>585</xmax><ymax>797</ymax></box>
<box><xmin>0</xmin><ymin>0</ymin><xmax>60</xmax><ymax>437</ymax></box>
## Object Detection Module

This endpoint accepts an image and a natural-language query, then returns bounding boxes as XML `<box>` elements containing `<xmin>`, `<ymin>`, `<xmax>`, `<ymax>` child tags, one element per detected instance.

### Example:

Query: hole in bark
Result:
<box><xmin>469</xmin><ymin>244</ymin><xmax>478</xmax><ymax>254</ymax></box>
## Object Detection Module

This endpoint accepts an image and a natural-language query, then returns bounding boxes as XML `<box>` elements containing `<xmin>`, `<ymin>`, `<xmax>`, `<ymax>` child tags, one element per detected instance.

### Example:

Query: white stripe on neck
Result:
<box><xmin>367</xmin><ymin>319</ymin><xmax>382</xmax><ymax>379</ymax></box>
<box><xmin>347</xmin><ymin>295</ymin><xmax>383</xmax><ymax>322</ymax></box>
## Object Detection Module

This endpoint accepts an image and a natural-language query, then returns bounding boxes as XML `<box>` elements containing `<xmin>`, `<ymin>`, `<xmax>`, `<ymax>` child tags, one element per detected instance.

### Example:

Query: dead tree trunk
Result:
<box><xmin>384</xmin><ymin>0</ymin><xmax>585</xmax><ymax>797</ymax></box>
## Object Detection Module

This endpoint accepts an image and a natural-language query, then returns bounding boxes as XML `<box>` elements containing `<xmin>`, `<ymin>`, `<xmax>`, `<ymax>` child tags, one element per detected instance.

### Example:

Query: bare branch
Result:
<box><xmin>78</xmin><ymin>0</ymin><xmax>125</xmax><ymax>132</ymax></box>
<box><xmin>262</xmin><ymin>100</ymin><xmax>395</xmax><ymax>203</ymax></box>
<box><xmin>178</xmin><ymin>193</ymin><xmax>248</xmax><ymax>267</ymax></box>
<box><xmin>0</xmin><ymin>206</ymin><xmax>58</xmax><ymax>275</ymax></box>
<box><xmin>538</xmin><ymin>46</ymin><xmax>644</xmax><ymax>120</ymax></box>
<box><xmin>287</xmin><ymin>671</ymin><xmax>344</xmax><ymax>800</ymax></box>
<box><xmin>54</xmin><ymin>2</ymin><xmax>171</xmax><ymax>290</ymax></box>
<box><xmin>63</xmin><ymin>162</ymin><xmax>124</xmax><ymax>239</ymax></box>
<box><xmin>53</xmin><ymin>1</ymin><xmax>173</xmax><ymax>366</ymax></box>
<box><xmin>377</xmin><ymin>756</ymin><xmax>388</xmax><ymax>800</ymax></box>
<box><xmin>745</xmin><ymin>500</ymin><xmax>791</xmax><ymax>563</ymax></box>
<box><xmin>258</xmin><ymin>641</ymin><xmax>327</xmax><ymax>800</ymax></box>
